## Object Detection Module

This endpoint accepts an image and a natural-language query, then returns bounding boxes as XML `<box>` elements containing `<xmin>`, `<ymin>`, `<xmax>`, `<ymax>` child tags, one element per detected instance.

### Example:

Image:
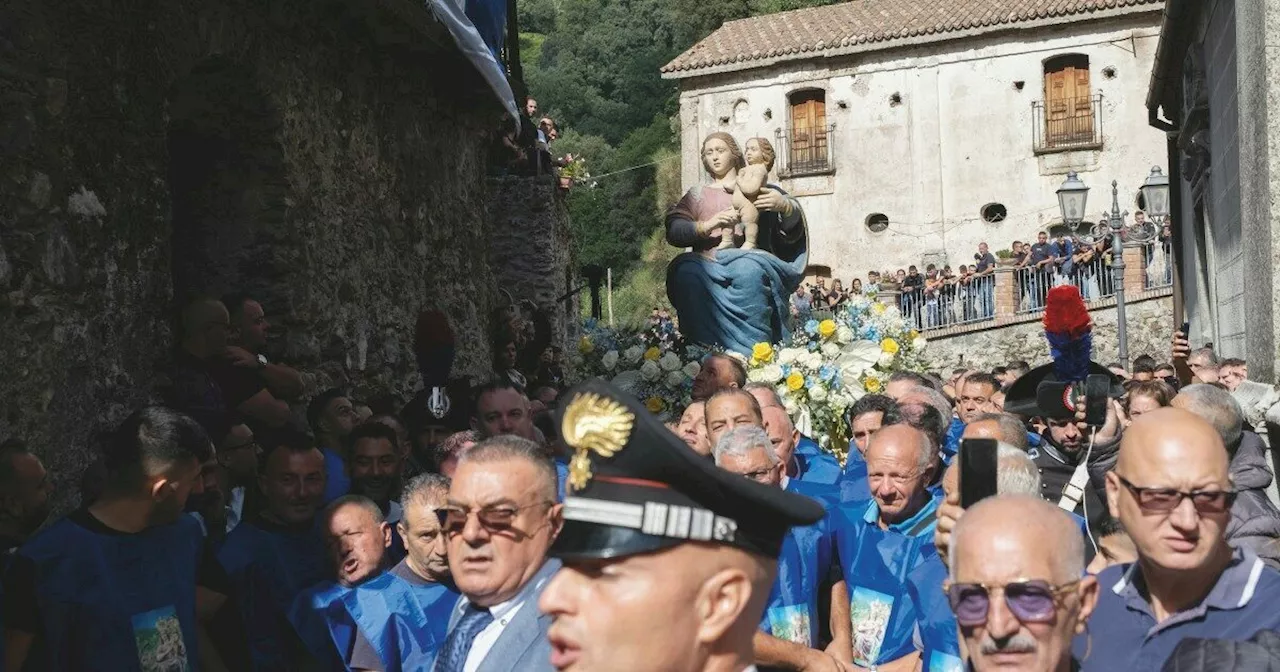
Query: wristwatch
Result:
<box><xmin>257</xmin><ymin>354</ymin><xmax>268</xmax><ymax>369</ymax></box>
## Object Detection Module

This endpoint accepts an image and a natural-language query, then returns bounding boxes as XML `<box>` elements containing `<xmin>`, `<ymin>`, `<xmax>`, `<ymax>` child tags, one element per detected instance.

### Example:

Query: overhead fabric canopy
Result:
<box><xmin>426</xmin><ymin>0</ymin><xmax>519</xmax><ymax>132</ymax></box>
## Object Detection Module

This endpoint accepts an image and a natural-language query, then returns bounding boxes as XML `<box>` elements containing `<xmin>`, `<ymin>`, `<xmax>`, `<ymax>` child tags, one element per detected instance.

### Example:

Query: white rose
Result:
<box><xmin>659</xmin><ymin>352</ymin><xmax>682</xmax><ymax>372</ymax></box>
<box><xmin>601</xmin><ymin>350</ymin><xmax>619</xmax><ymax>371</ymax></box>
<box><xmin>803</xmin><ymin>352</ymin><xmax>824</xmax><ymax>370</ymax></box>
<box><xmin>777</xmin><ymin>348</ymin><xmax>801</xmax><ymax>365</ymax></box>
<box><xmin>640</xmin><ymin>360</ymin><xmax>661</xmax><ymax>382</ymax></box>
<box><xmin>821</xmin><ymin>342</ymin><xmax>841</xmax><ymax>358</ymax></box>
<box><xmin>683</xmin><ymin>362</ymin><xmax>701</xmax><ymax>378</ymax></box>
<box><xmin>810</xmin><ymin>385</ymin><xmax>828</xmax><ymax>402</ymax></box>
<box><xmin>878</xmin><ymin>352</ymin><xmax>895</xmax><ymax>368</ymax></box>
<box><xmin>747</xmin><ymin>367</ymin><xmax>770</xmax><ymax>384</ymax></box>
<box><xmin>783</xmin><ymin>398</ymin><xmax>799</xmax><ymax>416</ymax></box>
<box><xmin>666</xmin><ymin>371</ymin><xmax>686</xmax><ymax>388</ymax></box>
<box><xmin>835</xmin><ymin>325</ymin><xmax>854</xmax><ymax>345</ymax></box>
<box><xmin>913</xmin><ymin>335</ymin><xmax>928</xmax><ymax>350</ymax></box>
<box><xmin>763</xmin><ymin>364</ymin><xmax>784</xmax><ymax>383</ymax></box>
<box><xmin>624</xmin><ymin>346</ymin><xmax>644</xmax><ymax>364</ymax></box>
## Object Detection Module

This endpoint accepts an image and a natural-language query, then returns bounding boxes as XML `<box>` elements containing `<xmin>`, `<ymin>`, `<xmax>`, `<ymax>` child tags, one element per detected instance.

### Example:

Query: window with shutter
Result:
<box><xmin>786</xmin><ymin>90</ymin><xmax>830</xmax><ymax>175</ymax></box>
<box><xmin>1040</xmin><ymin>55</ymin><xmax>1096</xmax><ymax>149</ymax></box>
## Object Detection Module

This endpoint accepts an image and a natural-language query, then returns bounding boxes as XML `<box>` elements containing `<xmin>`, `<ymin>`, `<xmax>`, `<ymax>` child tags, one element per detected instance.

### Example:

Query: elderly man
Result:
<box><xmin>436</xmin><ymin>436</ymin><xmax>562</xmax><ymax>672</ymax></box>
<box><xmin>471</xmin><ymin>381</ymin><xmax>537</xmax><ymax>442</ymax></box>
<box><xmin>1076</xmin><ymin>408</ymin><xmax>1280</xmax><ymax>669</ymax></box>
<box><xmin>1219</xmin><ymin>358</ymin><xmax>1248</xmax><ymax>391</ymax></box>
<box><xmin>1172</xmin><ymin>384</ymin><xmax>1280</xmax><ymax>568</ymax></box>
<box><xmin>345</xmin><ymin>474</ymin><xmax>461</xmax><ymax>671</ymax></box>
<box><xmin>745</xmin><ymin>383</ymin><xmax>841</xmax><ymax>486</ymax></box>
<box><xmin>712</xmin><ymin>426</ymin><xmax>838</xmax><ymax>671</ymax></box>
<box><xmin>288</xmin><ymin>494</ymin><xmax>393</xmax><ymax>668</ymax></box>
<box><xmin>961</xmin><ymin>412</ymin><xmax>1032</xmax><ymax>452</ymax></box>
<box><xmin>692</xmin><ymin>352</ymin><xmax>747</xmax><ymax>401</ymax></box>
<box><xmin>829</xmin><ymin>425</ymin><xmax>939</xmax><ymax>670</ymax></box>
<box><xmin>952</xmin><ymin>496</ymin><xmax>1099</xmax><ymax>672</ymax></box>
<box><xmin>677</xmin><ymin>401</ymin><xmax>712</xmax><ymax>456</ymax></box>
<box><xmin>913</xmin><ymin>444</ymin><xmax>1049</xmax><ymax>669</ymax></box>
<box><xmin>898</xmin><ymin>384</ymin><xmax>963</xmax><ymax>462</ymax></box>
<box><xmin>538</xmin><ymin>380</ymin><xmax>823</xmax><ymax>672</ymax></box>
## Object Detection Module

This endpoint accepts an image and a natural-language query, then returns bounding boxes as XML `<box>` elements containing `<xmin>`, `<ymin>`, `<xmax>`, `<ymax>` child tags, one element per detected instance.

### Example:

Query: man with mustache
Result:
<box><xmin>218</xmin><ymin>431</ymin><xmax>329</xmax><ymax>670</ymax></box>
<box><xmin>435</xmin><ymin>435</ymin><xmax>563</xmax><ymax>672</ymax></box>
<box><xmin>1074</xmin><ymin>408</ymin><xmax>1280</xmax><ymax>669</ymax></box>
<box><xmin>288</xmin><ymin>495</ymin><xmax>393</xmax><ymax>668</ymax></box>
<box><xmin>538</xmin><ymin>379</ymin><xmax>823</xmax><ymax>672</ymax></box>
<box><xmin>950</xmin><ymin>495</ymin><xmax>1098</xmax><ymax>671</ymax></box>
<box><xmin>345</xmin><ymin>474</ymin><xmax>460</xmax><ymax>671</ymax></box>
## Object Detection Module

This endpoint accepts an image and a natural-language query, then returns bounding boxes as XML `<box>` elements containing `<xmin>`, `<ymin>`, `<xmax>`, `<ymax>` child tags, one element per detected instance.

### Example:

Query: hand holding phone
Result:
<box><xmin>958</xmin><ymin>438</ymin><xmax>999</xmax><ymax>509</ymax></box>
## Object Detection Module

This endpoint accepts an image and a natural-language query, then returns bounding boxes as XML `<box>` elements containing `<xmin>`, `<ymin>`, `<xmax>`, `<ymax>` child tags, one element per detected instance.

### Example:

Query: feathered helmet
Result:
<box><xmin>1003</xmin><ymin>286</ymin><xmax>1124</xmax><ymax>419</ymax></box>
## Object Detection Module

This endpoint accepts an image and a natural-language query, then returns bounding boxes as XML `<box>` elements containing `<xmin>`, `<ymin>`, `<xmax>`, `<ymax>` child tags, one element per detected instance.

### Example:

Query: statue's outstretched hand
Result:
<box><xmin>697</xmin><ymin>208</ymin><xmax>741</xmax><ymax>239</ymax></box>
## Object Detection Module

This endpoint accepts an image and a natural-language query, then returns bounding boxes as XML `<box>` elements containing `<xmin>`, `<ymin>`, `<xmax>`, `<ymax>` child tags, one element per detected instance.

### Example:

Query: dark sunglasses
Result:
<box><xmin>435</xmin><ymin>502</ymin><xmax>552</xmax><ymax>535</ymax></box>
<box><xmin>944</xmin><ymin>579</ymin><xmax>1079</xmax><ymax>628</ymax></box>
<box><xmin>1115</xmin><ymin>474</ymin><xmax>1236</xmax><ymax>514</ymax></box>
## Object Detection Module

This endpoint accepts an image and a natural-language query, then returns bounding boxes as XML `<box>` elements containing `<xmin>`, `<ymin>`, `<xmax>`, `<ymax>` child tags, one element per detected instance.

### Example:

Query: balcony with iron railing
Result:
<box><xmin>774</xmin><ymin>123</ymin><xmax>836</xmax><ymax>177</ymax></box>
<box><xmin>1032</xmin><ymin>93</ymin><xmax>1103</xmax><ymax>153</ymax></box>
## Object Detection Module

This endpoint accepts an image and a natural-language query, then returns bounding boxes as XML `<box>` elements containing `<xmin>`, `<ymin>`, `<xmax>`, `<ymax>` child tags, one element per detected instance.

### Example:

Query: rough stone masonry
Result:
<box><xmin>0</xmin><ymin>0</ymin><xmax>574</xmax><ymax>508</ymax></box>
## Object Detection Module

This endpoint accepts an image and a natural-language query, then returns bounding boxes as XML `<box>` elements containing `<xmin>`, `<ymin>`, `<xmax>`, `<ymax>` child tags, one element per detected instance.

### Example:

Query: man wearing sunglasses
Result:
<box><xmin>538</xmin><ymin>380</ymin><xmax>824</xmax><ymax>672</ymax></box>
<box><xmin>1077</xmin><ymin>408</ymin><xmax>1280</xmax><ymax>669</ymax></box>
<box><xmin>949</xmin><ymin>495</ymin><xmax>1098</xmax><ymax>672</ymax></box>
<box><xmin>435</xmin><ymin>435</ymin><xmax>562</xmax><ymax>672</ymax></box>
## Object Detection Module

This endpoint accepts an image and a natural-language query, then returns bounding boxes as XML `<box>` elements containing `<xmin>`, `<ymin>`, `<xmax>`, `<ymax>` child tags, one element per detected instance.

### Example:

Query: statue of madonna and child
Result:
<box><xmin>665</xmin><ymin>132</ymin><xmax>808</xmax><ymax>356</ymax></box>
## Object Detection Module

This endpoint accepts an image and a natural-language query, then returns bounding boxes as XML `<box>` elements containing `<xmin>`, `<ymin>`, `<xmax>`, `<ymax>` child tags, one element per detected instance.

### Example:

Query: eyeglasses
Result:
<box><xmin>436</xmin><ymin>501</ymin><xmax>553</xmax><ymax>535</ymax></box>
<box><xmin>944</xmin><ymin>579</ymin><xmax>1080</xmax><ymax>628</ymax></box>
<box><xmin>1114</xmin><ymin>474</ymin><xmax>1235</xmax><ymax>514</ymax></box>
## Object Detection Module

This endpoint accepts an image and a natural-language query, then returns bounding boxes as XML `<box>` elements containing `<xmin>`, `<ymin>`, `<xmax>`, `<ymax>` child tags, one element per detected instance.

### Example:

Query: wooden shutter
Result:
<box><xmin>1044</xmin><ymin>55</ymin><xmax>1093</xmax><ymax>146</ymax></box>
<box><xmin>789</xmin><ymin>91</ymin><xmax>827</xmax><ymax>172</ymax></box>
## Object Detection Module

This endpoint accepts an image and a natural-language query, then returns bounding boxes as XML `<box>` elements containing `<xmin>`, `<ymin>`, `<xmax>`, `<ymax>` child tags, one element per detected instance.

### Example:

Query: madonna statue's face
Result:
<box><xmin>702</xmin><ymin>137</ymin><xmax>735</xmax><ymax>179</ymax></box>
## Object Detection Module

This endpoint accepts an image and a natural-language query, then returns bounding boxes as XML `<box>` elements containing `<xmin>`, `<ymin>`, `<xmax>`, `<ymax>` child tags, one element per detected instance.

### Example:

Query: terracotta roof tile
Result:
<box><xmin>662</xmin><ymin>0</ymin><xmax>1163</xmax><ymax>76</ymax></box>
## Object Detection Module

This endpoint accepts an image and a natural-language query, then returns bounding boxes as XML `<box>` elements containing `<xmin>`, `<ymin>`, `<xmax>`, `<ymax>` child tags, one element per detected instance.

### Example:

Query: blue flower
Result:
<box><xmin>807</xmin><ymin>342</ymin><xmax>819</xmax><ymax>352</ymax></box>
<box><xmin>781</xmin><ymin>364</ymin><xmax>792</xmax><ymax>377</ymax></box>
<box><xmin>804</xmin><ymin>319</ymin><xmax>819</xmax><ymax>336</ymax></box>
<box><xmin>819</xmin><ymin>365</ymin><xmax>837</xmax><ymax>382</ymax></box>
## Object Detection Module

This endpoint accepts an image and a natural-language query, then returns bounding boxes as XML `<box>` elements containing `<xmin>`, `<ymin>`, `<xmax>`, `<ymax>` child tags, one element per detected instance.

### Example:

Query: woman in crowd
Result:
<box><xmin>1122</xmin><ymin>379</ymin><xmax>1174</xmax><ymax>425</ymax></box>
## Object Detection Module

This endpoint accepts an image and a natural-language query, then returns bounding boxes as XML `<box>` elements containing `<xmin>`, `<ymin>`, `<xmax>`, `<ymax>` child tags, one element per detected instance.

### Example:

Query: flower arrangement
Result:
<box><xmin>572</xmin><ymin>318</ymin><xmax>711</xmax><ymax>422</ymax></box>
<box><xmin>745</xmin><ymin>296</ymin><xmax>927</xmax><ymax>460</ymax></box>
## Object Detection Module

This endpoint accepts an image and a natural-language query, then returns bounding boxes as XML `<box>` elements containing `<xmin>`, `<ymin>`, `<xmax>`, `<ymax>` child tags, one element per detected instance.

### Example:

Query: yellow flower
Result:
<box><xmin>818</xmin><ymin>319</ymin><xmax>837</xmax><ymax>339</ymax></box>
<box><xmin>864</xmin><ymin>376</ymin><xmax>882</xmax><ymax>393</ymax></box>
<box><xmin>579</xmin><ymin>336</ymin><xmax>594</xmax><ymax>355</ymax></box>
<box><xmin>644</xmin><ymin>346</ymin><xmax>661</xmax><ymax>361</ymax></box>
<box><xmin>786</xmin><ymin>371</ymin><xmax>805</xmax><ymax>392</ymax></box>
<box><xmin>645</xmin><ymin>396</ymin><xmax>666</xmax><ymax>414</ymax></box>
<box><xmin>871</xmin><ymin>302</ymin><xmax>886</xmax><ymax>315</ymax></box>
<box><xmin>881</xmin><ymin>338</ymin><xmax>900</xmax><ymax>354</ymax></box>
<box><xmin>751</xmin><ymin>342</ymin><xmax>775</xmax><ymax>364</ymax></box>
<box><xmin>908</xmin><ymin>329</ymin><xmax>919</xmax><ymax>341</ymax></box>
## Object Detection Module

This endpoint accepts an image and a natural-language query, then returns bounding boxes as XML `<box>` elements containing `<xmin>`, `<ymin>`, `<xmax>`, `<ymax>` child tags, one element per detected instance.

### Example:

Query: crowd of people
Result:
<box><xmin>793</xmin><ymin>223</ymin><xmax>1175</xmax><ymax>331</ymax></box>
<box><xmin>4</xmin><ymin>289</ymin><xmax>1280</xmax><ymax>671</ymax></box>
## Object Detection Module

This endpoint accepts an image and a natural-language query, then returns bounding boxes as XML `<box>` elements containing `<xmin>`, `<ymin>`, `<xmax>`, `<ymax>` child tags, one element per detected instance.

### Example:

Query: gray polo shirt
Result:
<box><xmin>1073</xmin><ymin>548</ymin><xmax>1280</xmax><ymax>671</ymax></box>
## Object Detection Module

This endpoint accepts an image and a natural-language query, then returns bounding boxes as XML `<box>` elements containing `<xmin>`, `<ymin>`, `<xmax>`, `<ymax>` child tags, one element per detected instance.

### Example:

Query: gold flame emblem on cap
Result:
<box><xmin>561</xmin><ymin>392</ymin><xmax>635</xmax><ymax>491</ymax></box>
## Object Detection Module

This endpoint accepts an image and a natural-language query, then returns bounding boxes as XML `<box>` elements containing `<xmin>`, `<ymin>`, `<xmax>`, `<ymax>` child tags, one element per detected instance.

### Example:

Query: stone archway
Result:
<box><xmin>167</xmin><ymin>57</ymin><xmax>286</xmax><ymax>305</ymax></box>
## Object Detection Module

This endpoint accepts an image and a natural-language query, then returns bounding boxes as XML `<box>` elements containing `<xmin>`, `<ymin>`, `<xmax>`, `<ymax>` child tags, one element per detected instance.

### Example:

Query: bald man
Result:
<box><xmin>1076</xmin><ymin>408</ymin><xmax>1280</xmax><ymax>669</ymax></box>
<box><xmin>951</xmin><ymin>496</ymin><xmax>1099</xmax><ymax>672</ymax></box>
<box><xmin>168</xmin><ymin>296</ymin><xmax>292</xmax><ymax>433</ymax></box>
<box><xmin>746</xmin><ymin>384</ymin><xmax>842</xmax><ymax>485</ymax></box>
<box><xmin>829</xmin><ymin>425</ymin><xmax>940</xmax><ymax>670</ymax></box>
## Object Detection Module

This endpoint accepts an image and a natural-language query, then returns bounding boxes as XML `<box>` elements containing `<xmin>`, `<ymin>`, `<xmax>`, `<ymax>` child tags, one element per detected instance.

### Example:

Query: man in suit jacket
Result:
<box><xmin>433</xmin><ymin>435</ymin><xmax>563</xmax><ymax>672</ymax></box>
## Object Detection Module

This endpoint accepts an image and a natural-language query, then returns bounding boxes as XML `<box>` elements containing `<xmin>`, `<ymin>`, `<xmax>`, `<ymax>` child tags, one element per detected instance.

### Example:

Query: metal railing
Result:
<box><xmin>1013</xmin><ymin>253</ymin><xmax>1116</xmax><ymax>315</ymax></box>
<box><xmin>898</xmin><ymin>274</ymin><xmax>997</xmax><ymax>330</ymax></box>
<box><xmin>1032</xmin><ymin>94</ymin><xmax>1103</xmax><ymax>152</ymax></box>
<box><xmin>775</xmin><ymin>124</ymin><xmax>835</xmax><ymax>176</ymax></box>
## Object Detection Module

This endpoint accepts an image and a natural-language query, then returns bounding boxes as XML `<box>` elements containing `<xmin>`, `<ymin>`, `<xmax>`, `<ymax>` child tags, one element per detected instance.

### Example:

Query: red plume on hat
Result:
<box><xmin>1042</xmin><ymin>285</ymin><xmax>1092</xmax><ymax>385</ymax></box>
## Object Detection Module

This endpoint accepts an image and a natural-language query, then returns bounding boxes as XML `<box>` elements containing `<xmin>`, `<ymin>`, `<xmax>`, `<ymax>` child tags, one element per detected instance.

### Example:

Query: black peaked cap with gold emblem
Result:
<box><xmin>550</xmin><ymin>378</ymin><xmax>825</xmax><ymax>561</ymax></box>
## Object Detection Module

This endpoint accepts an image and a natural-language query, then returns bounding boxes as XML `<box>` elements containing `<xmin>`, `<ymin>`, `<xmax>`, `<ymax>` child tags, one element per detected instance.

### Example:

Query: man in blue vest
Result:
<box><xmin>289</xmin><ymin>494</ymin><xmax>393</xmax><ymax>669</ymax></box>
<box><xmin>3</xmin><ymin>407</ymin><xmax>230</xmax><ymax>671</ymax></box>
<box><xmin>309</xmin><ymin>388</ymin><xmax>360</xmax><ymax>504</ymax></box>
<box><xmin>346</xmin><ymin>473</ymin><xmax>460</xmax><ymax>671</ymax></box>
<box><xmin>712</xmin><ymin>425</ymin><xmax>839</xmax><ymax>671</ymax></box>
<box><xmin>829</xmin><ymin>424</ymin><xmax>940</xmax><ymax>671</ymax></box>
<box><xmin>744</xmin><ymin>384</ymin><xmax>841</xmax><ymax>485</ymax></box>
<box><xmin>218</xmin><ymin>430</ymin><xmax>329</xmax><ymax>670</ymax></box>
<box><xmin>841</xmin><ymin>395</ymin><xmax>901</xmax><ymax>502</ymax></box>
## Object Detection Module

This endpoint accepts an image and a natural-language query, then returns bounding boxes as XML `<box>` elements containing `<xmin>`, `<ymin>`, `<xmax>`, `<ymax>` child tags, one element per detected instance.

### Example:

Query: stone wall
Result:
<box><xmin>0</xmin><ymin>0</ymin><xmax>571</xmax><ymax>505</ymax></box>
<box><xmin>920</xmin><ymin>294</ymin><xmax>1174</xmax><ymax>372</ymax></box>
<box><xmin>487</xmin><ymin>176</ymin><xmax>578</xmax><ymax>347</ymax></box>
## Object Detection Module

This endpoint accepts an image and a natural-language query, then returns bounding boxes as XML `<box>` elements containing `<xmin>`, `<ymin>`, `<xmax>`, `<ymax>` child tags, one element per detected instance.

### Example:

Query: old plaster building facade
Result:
<box><xmin>663</xmin><ymin>0</ymin><xmax>1169</xmax><ymax>282</ymax></box>
<box><xmin>1147</xmin><ymin>0</ymin><xmax>1280</xmax><ymax>382</ymax></box>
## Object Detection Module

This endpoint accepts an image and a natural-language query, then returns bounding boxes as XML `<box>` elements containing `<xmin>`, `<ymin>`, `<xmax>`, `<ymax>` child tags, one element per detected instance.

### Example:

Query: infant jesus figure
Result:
<box><xmin>719</xmin><ymin>137</ymin><xmax>777</xmax><ymax>250</ymax></box>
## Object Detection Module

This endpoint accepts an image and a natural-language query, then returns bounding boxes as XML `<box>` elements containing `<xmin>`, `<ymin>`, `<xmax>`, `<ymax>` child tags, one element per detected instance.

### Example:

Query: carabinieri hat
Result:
<box><xmin>550</xmin><ymin>378</ymin><xmax>825</xmax><ymax>561</ymax></box>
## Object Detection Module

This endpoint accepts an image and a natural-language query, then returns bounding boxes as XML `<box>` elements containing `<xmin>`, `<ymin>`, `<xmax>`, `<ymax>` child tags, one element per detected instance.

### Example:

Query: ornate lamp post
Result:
<box><xmin>1103</xmin><ymin>180</ymin><xmax>1129</xmax><ymax>365</ymax></box>
<box><xmin>1140</xmin><ymin>165</ymin><xmax>1172</xmax><ymax>224</ymax></box>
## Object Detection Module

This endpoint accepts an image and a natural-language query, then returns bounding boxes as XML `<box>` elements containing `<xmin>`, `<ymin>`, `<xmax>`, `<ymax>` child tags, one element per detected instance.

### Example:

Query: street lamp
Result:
<box><xmin>1056</xmin><ymin>171</ymin><xmax>1090</xmax><ymax>227</ymax></box>
<box><xmin>1140</xmin><ymin>165</ymin><xmax>1171</xmax><ymax>224</ymax></box>
<box><xmin>1056</xmin><ymin>172</ymin><xmax>1129</xmax><ymax>364</ymax></box>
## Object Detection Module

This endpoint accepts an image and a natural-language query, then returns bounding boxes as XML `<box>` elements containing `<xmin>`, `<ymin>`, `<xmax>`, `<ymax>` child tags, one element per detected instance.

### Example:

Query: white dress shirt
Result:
<box><xmin>462</xmin><ymin>559</ymin><xmax>561</xmax><ymax>672</ymax></box>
